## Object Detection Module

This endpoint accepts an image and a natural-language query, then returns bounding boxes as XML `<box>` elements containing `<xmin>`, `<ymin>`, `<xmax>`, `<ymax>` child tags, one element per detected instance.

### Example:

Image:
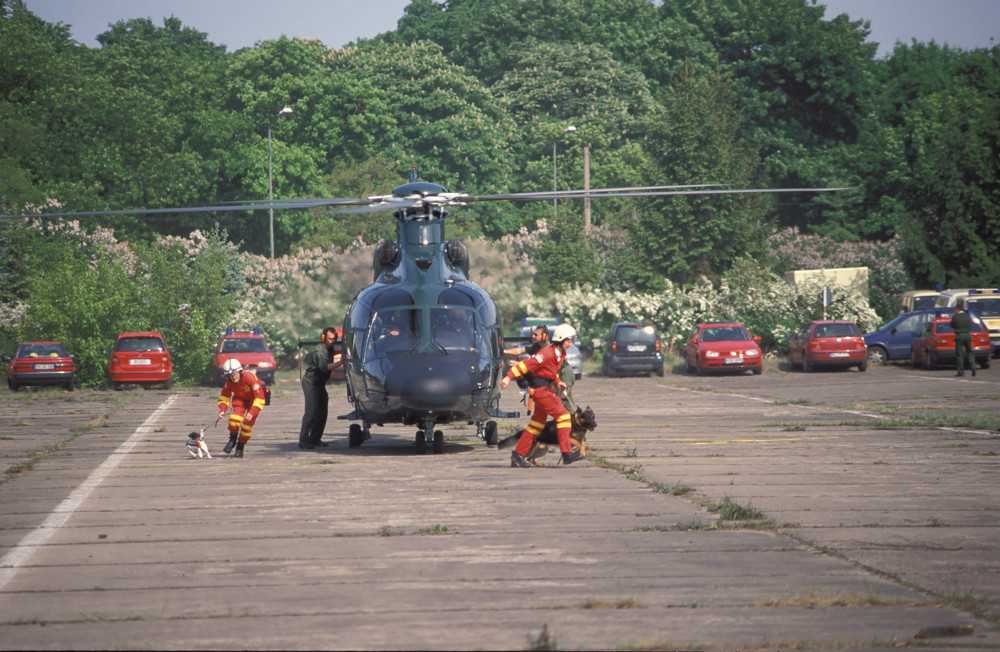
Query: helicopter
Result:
<box><xmin>2</xmin><ymin>169</ymin><xmax>848</xmax><ymax>454</ymax></box>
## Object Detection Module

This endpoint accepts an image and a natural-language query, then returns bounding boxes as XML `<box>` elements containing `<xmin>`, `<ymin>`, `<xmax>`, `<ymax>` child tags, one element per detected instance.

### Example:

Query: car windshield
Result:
<box><xmin>116</xmin><ymin>337</ymin><xmax>165</xmax><ymax>352</ymax></box>
<box><xmin>702</xmin><ymin>326</ymin><xmax>750</xmax><ymax>342</ymax></box>
<box><xmin>912</xmin><ymin>296</ymin><xmax>937</xmax><ymax>310</ymax></box>
<box><xmin>616</xmin><ymin>325</ymin><xmax>656</xmax><ymax>343</ymax></box>
<box><xmin>221</xmin><ymin>338</ymin><xmax>269</xmax><ymax>353</ymax></box>
<box><xmin>966</xmin><ymin>297</ymin><xmax>1000</xmax><ymax>317</ymax></box>
<box><xmin>18</xmin><ymin>343</ymin><xmax>68</xmax><ymax>358</ymax></box>
<box><xmin>813</xmin><ymin>324</ymin><xmax>860</xmax><ymax>338</ymax></box>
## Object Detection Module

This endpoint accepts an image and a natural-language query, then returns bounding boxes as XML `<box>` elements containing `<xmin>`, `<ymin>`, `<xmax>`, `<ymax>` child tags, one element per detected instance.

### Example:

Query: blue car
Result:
<box><xmin>864</xmin><ymin>308</ymin><xmax>968</xmax><ymax>365</ymax></box>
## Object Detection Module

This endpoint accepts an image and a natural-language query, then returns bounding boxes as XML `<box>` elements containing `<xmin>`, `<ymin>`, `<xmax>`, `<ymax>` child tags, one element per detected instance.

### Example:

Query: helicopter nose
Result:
<box><xmin>385</xmin><ymin>359</ymin><xmax>475</xmax><ymax>410</ymax></box>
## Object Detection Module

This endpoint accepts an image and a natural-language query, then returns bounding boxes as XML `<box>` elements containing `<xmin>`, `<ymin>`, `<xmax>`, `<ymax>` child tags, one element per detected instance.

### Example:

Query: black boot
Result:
<box><xmin>510</xmin><ymin>451</ymin><xmax>532</xmax><ymax>468</ymax></box>
<box><xmin>561</xmin><ymin>451</ymin><xmax>584</xmax><ymax>465</ymax></box>
<box><xmin>223</xmin><ymin>433</ymin><xmax>238</xmax><ymax>454</ymax></box>
<box><xmin>234</xmin><ymin>442</ymin><xmax>245</xmax><ymax>458</ymax></box>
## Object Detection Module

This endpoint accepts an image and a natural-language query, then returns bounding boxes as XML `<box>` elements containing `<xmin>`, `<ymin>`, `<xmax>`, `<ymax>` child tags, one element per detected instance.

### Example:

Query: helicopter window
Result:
<box><xmin>367</xmin><ymin>308</ymin><xmax>420</xmax><ymax>358</ymax></box>
<box><xmin>371</xmin><ymin>289</ymin><xmax>413</xmax><ymax>311</ymax></box>
<box><xmin>431</xmin><ymin>307</ymin><xmax>486</xmax><ymax>353</ymax></box>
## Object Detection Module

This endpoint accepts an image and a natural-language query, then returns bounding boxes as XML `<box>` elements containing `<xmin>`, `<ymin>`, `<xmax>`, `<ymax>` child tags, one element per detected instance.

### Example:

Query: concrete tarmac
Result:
<box><xmin>1</xmin><ymin>361</ymin><xmax>999</xmax><ymax>650</ymax></box>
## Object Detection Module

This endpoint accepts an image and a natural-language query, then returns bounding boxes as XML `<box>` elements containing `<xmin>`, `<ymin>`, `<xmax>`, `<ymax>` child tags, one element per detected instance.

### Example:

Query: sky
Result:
<box><xmin>23</xmin><ymin>0</ymin><xmax>1000</xmax><ymax>58</ymax></box>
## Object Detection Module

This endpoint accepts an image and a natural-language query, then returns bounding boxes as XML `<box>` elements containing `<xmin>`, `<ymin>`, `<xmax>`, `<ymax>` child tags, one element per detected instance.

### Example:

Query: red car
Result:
<box><xmin>212</xmin><ymin>327</ymin><xmax>277</xmax><ymax>385</ymax></box>
<box><xmin>787</xmin><ymin>320</ymin><xmax>867</xmax><ymax>372</ymax></box>
<box><xmin>107</xmin><ymin>332</ymin><xmax>173</xmax><ymax>390</ymax></box>
<box><xmin>684</xmin><ymin>322</ymin><xmax>763</xmax><ymax>375</ymax></box>
<box><xmin>910</xmin><ymin>317</ymin><xmax>993</xmax><ymax>370</ymax></box>
<box><xmin>5</xmin><ymin>342</ymin><xmax>76</xmax><ymax>391</ymax></box>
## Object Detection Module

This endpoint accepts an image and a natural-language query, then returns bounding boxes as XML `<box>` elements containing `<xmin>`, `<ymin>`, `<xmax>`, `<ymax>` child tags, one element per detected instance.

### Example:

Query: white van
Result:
<box><xmin>935</xmin><ymin>289</ymin><xmax>1000</xmax><ymax>356</ymax></box>
<box><xmin>899</xmin><ymin>289</ymin><xmax>940</xmax><ymax>313</ymax></box>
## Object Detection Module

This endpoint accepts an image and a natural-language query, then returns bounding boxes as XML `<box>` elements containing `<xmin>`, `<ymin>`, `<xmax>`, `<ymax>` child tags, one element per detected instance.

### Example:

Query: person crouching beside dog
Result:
<box><xmin>499</xmin><ymin>324</ymin><xmax>585</xmax><ymax>468</ymax></box>
<box><xmin>217</xmin><ymin>358</ymin><xmax>266</xmax><ymax>458</ymax></box>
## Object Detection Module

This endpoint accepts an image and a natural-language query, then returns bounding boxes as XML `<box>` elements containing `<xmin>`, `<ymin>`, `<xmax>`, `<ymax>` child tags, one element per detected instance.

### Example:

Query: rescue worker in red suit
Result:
<box><xmin>218</xmin><ymin>358</ymin><xmax>266</xmax><ymax>458</ymax></box>
<box><xmin>499</xmin><ymin>324</ymin><xmax>585</xmax><ymax>468</ymax></box>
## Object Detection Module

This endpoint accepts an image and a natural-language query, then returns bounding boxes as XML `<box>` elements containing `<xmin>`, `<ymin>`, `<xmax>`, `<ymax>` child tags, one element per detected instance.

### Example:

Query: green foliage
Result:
<box><xmin>633</xmin><ymin>72</ymin><xmax>769</xmax><ymax>287</ymax></box>
<box><xmin>532</xmin><ymin>209</ymin><xmax>602</xmax><ymax>294</ymax></box>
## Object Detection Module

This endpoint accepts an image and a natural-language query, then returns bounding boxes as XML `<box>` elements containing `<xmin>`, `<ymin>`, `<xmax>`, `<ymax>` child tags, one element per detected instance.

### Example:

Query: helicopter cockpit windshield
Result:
<box><xmin>431</xmin><ymin>307</ymin><xmax>488</xmax><ymax>354</ymax></box>
<box><xmin>364</xmin><ymin>305</ymin><xmax>489</xmax><ymax>361</ymax></box>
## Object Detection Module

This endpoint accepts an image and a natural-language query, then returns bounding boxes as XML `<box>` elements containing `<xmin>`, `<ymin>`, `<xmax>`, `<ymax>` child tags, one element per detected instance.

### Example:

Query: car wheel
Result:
<box><xmin>65</xmin><ymin>381</ymin><xmax>74</xmax><ymax>391</ymax></box>
<box><xmin>163</xmin><ymin>378</ymin><xmax>173</xmax><ymax>390</ymax></box>
<box><xmin>685</xmin><ymin>355</ymin><xmax>694</xmax><ymax>374</ymax></box>
<box><xmin>981</xmin><ymin>357</ymin><xmax>991</xmax><ymax>369</ymax></box>
<box><xmin>8</xmin><ymin>380</ymin><xmax>19</xmax><ymax>392</ymax></box>
<box><xmin>925</xmin><ymin>352</ymin><xmax>934</xmax><ymax>370</ymax></box>
<box><xmin>752</xmin><ymin>366</ymin><xmax>762</xmax><ymax>375</ymax></box>
<box><xmin>787</xmin><ymin>351</ymin><xmax>796</xmax><ymax>371</ymax></box>
<box><xmin>802</xmin><ymin>355</ymin><xmax>812</xmax><ymax>373</ymax></box>
<box><xmin>857</xmin><ymin>359</ymin><xmax>867</xmax><ymax>372</ymax></box>
<box><xmin>867</xmin><ymin>347</ymin><xmax>888</xmax><ymax>366</ymax></box>
<box><xmin>695</xmin><ymin>358</ymin><xmax>704</xmax><ymax>376</ymax></box>
<box><xmin>656</xmin><ymin>364</ymin><xmax>665</xmax><ymax>377</ymax></box>
<box><xmin>910</xmin><ymin>349</ymin><xmax>918</xmax><ymax>367</ymax></box>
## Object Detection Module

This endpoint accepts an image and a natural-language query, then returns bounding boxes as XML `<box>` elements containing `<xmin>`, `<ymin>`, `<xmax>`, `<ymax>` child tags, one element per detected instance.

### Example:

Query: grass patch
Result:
<box><xmin>752</xmin><ymin>588</ymin><xmax>929</xmax><ymax>609</ymax></box>
<box><xmin>578</xmin><ymin>596</ymin><xmax>643</xmax><ymax>609</ymax></box>
<box><xmin>774</xmin><ymin>398</ymin><xmax>810</xmax><ymax>406</ymax></box>
<box><xmin>417</xmin><ymin>524</ymin><xmax>452</xmax><ymax>534</ymax></box>
<box><xmin>938</xmin><ymin>588</ymin><xmax>989</xmax><ymax>611</ymax></box>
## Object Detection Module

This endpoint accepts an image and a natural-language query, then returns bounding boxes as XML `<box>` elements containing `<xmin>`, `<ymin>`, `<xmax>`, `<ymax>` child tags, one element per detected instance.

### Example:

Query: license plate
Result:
<box><xmin>130</xmin><ymin>359</ymin><xmax>152</xmax><ymax>365</ymax></box>
<box><xmin>829</xmin><ymin>352</ymin><xmax>849</xmax><ymax>358</ymax></box>
<box><xmin>724</xmin><ymin>357</ymin><xmax>743</xmax><ymax>364</ymax></box>
<box><xmin>627</xmin><ymin>345</ymin><xmax>646</xmax><ymax>352</ymax></box>
<box><xmin>34</xmin><ymin>363</ymin><xmax>55</xmax><ymax>370</ymax></box>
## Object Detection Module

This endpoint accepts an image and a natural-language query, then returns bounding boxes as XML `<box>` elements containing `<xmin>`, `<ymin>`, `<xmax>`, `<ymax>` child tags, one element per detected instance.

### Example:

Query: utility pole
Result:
<box><xmin>583</xmin><ymin>144</ymin><xmax>591</xmax><ymax>231</ymax></box>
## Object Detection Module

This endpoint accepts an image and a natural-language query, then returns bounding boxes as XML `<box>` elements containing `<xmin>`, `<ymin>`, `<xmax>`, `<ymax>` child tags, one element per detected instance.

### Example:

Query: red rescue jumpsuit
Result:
<box><xmin>218</xmin><ymin>370</ymin><xmax>266</xmax><ymax>445</ymax></box>
<box><xmin>504</xmin><ymin>344</ymin><xmax>573</xmax><ymax>457</ymax></box>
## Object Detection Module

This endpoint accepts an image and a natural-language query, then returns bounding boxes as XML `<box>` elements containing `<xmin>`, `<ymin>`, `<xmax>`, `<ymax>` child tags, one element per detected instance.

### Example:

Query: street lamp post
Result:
<box><xmin>552</xmin><ymin>125</ymin><xmax>576</xmax><ymax>215</ymax></box>
<box><xmin>267</xmin><ymin>107</ymin><xmax>293</xmax><ymax>259</ymax></box>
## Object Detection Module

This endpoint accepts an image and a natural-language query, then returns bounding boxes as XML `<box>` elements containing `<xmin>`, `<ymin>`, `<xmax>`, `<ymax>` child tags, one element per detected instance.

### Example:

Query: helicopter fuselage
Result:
<box><xmin>340</xmin><ymin>183</ymin><xmax>506</xmax><ymax>446</ymax></box>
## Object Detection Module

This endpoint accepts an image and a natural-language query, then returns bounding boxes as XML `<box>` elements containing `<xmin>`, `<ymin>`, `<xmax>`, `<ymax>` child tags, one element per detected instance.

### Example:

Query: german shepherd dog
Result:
<box><xmin>498</xmin><ymin>406</ymin><xmax>597</xmax><ymax>466</ymax></box>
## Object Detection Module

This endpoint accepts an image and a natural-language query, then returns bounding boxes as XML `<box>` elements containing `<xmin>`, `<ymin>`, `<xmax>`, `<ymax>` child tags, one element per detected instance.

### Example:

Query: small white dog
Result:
<box><xmin>186</xmin><ymin>430</ymin><xmax>212</xmax><ymax>459</ymax></box>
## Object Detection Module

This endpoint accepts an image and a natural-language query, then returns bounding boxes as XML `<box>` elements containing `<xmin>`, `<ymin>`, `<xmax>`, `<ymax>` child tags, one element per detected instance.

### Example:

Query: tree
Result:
<box><xmin>327</xmin><ymin>40</ymin><xmax>520</xmax><ymax>235</ymax></box>
<box><xmin>631</xmin><ymin>72</ymin><xmax>769</xmax><ymax>288</ymax></box>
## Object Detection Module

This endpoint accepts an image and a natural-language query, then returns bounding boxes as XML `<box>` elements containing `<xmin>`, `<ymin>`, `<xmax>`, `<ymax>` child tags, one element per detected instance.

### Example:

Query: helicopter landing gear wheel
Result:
<box><xmin>433</xmin><ymin>430</ymin><xmax>444</xmax><ymax>454</ymax></box>
<box><xmin>415</xmin><ymin>430</ymin><xmax>427</xmax><ymax>455</ymax></box>
<box><xmin>348</xmin><ymin>423</ymin><xmax>365</xmax><ymax>448</ymax></box>
<box><xmin>484</xmin><ymin>420</ymin><xmax>499</xmax><ymax>446</ymax></box>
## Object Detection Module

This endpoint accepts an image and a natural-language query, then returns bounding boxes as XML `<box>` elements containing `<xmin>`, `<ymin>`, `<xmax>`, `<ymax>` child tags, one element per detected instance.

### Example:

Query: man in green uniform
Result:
<box><xmin>950</xmin><ymin>301</ymin><xmax>976</xmax><ymax>377</ymax></box>
<box><xmin>299</xmin><ymin>327</ymin><xmax>342</xmax><ymax>449</ymax></box>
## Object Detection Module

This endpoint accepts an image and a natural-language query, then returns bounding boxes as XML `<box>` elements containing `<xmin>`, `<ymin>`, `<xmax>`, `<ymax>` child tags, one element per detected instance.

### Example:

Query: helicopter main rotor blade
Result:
<box><xmin>463</xmin><ymin>186</ymin><xmax>851</xmax><ymax>203</ymax></box>
<box><xmin>0</xmin><ymin>196</ymin><xmax>380</xmax><ymax>220</ymax></box>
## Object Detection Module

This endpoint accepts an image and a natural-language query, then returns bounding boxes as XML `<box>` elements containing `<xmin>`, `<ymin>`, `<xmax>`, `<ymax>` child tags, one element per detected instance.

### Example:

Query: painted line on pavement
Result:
<box><xmin>0</xmin><ymin>394</ymin><xmax>177</xmax><ymax>593</ymax></box>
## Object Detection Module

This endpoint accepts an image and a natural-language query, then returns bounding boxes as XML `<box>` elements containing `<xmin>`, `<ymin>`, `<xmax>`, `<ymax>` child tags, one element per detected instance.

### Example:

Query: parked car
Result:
<box><xmin>934</xmin><ymin>288</ymin><xmax>1000</xmax><ymax>356</ymax></box>
<box><xmin>787</xmin><ymin>321</ymin><xmax>867</xmax><ymax>372</ymax></box>
<box><xmin>910</xmin><ymin>317</ymin><xmax>992</xmax><ymax>369</ymax></box>
<box><xmin>5</xmin><ymin>342</ymin><xmax>75</xmax><ymax>391</ymax></box>
<box><xmin>602</xmin><ymin>323</ymin><xmax>664</xmax><ymax>377</ymax></box>
<box><xmin>107</xmin><ymin>332</ymin><xmax>173</xmax><ymax>390</ymax></box>
<box><xmin>864</xmin><ymin>309</ymin><xmax>959</xmax><ymax>365</ymax></box>
<box><xmin>898</xmin><ymin>289</ymin><xmax>940</xmax><ymax>314</ymax></box>
<box><xmin>684</xmin><ymin>322</ymin><xmax>762</xmax><ymax>375</ymax></box>
<box><xmin>212</xmin><ymin>327</ymin><xmax>277</xmax><ymax>385</ymax></box>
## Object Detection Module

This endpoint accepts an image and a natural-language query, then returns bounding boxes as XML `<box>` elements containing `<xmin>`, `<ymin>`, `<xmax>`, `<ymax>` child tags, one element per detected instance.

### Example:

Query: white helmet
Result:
<box><xmin>222</xmin><ymin>359</ymin><xmax>243</xmax><ymax>375</ymax></box>
<box><xmin>552</xmin><ymin>324</ymin><xmax>577</xmax><ymax>342</ymax></box>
